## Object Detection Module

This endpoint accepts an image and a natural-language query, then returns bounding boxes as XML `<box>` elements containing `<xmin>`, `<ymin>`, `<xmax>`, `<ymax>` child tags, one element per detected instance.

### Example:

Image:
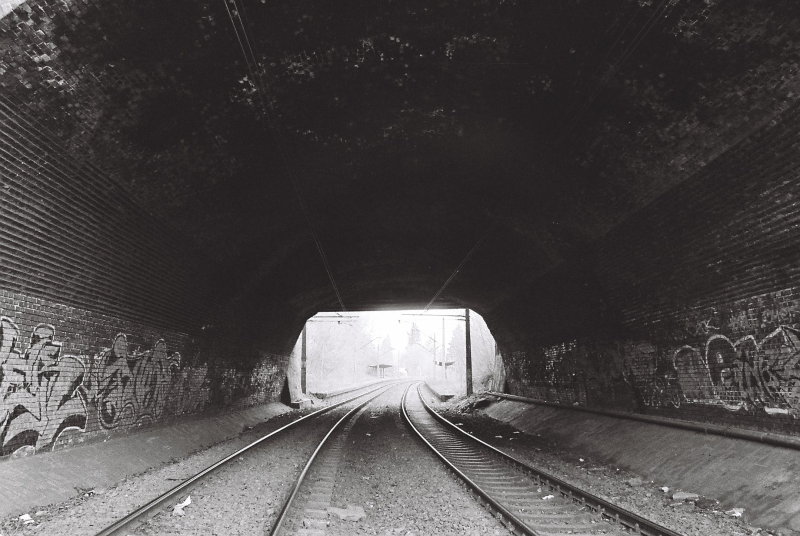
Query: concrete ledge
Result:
<box><xmin>488</xmin><ymin>391</ymin><xmax>800</xmax><ymax>450</ymax></box>
<box><xmin>288</xmin><ymin>398</ymin><xmax>314</xmax><ymax>409</ymax></box>
<box><xmin>424</xmin><ymin>382</ymin><xmax>455</xmax><ymax>402</ymax></box>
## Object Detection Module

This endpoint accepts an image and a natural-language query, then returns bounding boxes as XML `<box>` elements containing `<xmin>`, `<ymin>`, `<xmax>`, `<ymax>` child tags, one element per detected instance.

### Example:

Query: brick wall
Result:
<box><xmin>504</xmin><ymin>101</ymin><xmax>800</xmax><ymax>435</ymax></box>
<box><xmin>0</xmin><ymin>26</ymin><xmax>290</xmax><ymax>456</ymax></box>
<box><xmin>0</xmin><ymin>288</ymin><xmax>291</xmax><ymax>458</ymax></box>
<box><xmin>0</xmin><ymin>95</ymin><xmax>202</xmax><ymax>332</ymax></box>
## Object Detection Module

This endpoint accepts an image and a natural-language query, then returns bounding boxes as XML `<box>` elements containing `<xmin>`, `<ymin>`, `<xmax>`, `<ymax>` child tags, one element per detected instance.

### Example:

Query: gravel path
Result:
<box><xmin>323</xmin><ymin>384</ymin><xmax>510</xmax><ymax>536</ymax></box>
<box><xmin>431</xmin><ymin>390</ymin><xmax>762</xmax><ymax>536</ymax></box>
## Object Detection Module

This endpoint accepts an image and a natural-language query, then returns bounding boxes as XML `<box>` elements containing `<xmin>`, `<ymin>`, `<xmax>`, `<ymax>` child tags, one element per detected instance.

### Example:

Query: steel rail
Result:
<box><xmin>267</xmin><ymin>382</ymin><xmax>402</xmax><ymax>535</ymax></box>
<box><xmin>401</xmin><ymin>383</ymin><xmax>538</xmax><ymax>536</ymax></box>
<box><xmin>414</xmin><ymin>384</ymin><xmax>686</xmax><ymax>536</ymax></box>
<box><xmin>93</xmin><ymin>381</ymin><xmax>401</xmax><ymax>536</ymax></box>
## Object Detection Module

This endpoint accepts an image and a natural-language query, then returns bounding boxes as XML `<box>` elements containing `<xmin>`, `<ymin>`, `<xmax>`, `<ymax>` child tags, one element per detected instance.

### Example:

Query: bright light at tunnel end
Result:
<box><xmin>286</xmin><ymin>308</ymin><xmax>505</xmax><ymax>400</ymax></box>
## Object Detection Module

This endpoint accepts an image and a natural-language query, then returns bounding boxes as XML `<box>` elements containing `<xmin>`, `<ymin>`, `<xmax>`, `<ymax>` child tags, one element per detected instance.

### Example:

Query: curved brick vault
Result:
<box><xmin>1</xmin><ymin>0</ymin><xmax>800</xmax><ymax>444</ymax></box>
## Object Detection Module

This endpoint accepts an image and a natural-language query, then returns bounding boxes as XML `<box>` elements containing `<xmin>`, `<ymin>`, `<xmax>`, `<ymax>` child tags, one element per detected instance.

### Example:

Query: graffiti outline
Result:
<box><xmin>0</xmin><ymin>317</ymin><xmax>87</xmax><ymax>456</ymax></box>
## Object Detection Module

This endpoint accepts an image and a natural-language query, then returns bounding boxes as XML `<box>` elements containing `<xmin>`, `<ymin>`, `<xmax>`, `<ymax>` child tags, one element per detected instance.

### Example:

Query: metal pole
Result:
<box><xmin>301</xmin><ymin>323</ymin><xmax>307</xmax><ymax>394</ymax></box>
<box><xmin>465</xmin><ymin>308</ymin><xmax>473</xmax><ymax>396</ymax></box>
<box><xmin>432</xmin><ymin>333</ymin><xmax>437</xmax><ymax>380</ymax></box>
<box><xmin>442</xmin><ymin>317</ymin><xmax>447</xmax><ymax>381</ymax></box>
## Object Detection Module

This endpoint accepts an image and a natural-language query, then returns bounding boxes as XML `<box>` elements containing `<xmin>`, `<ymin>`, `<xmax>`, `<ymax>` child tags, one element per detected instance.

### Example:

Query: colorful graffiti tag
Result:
<box><xmin>91</xmin><ymin>334</ymin><xmax>181</xmax><ymax>429</ymax></box>
<box><xmin>0</xmin><ymin>317</ymin><xmax>87</xmax><ymax>456</ymax></box>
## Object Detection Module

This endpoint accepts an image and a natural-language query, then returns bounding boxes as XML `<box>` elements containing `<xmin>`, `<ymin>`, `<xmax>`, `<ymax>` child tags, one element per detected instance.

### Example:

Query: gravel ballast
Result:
<box><xmin>0</xmin><ymin>397</ymin><xmax>370</xmax><ymax>536</ymax></box>
<box><xmin>433</xmin><ymin>390</ymin><xmax>779</xmax><ymax>536</ymax></box>
<box><xmin>323</xmin><ymin>384</ymin><xmax>510</xmax><ymax>536</ymax></box>
<box><xmin>2</xmin><ymin>383</ymin><xmax>759</xmax><ymax>536</ymax></box>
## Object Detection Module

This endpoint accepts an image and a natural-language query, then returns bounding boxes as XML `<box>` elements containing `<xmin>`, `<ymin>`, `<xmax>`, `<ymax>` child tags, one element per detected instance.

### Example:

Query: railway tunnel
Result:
<box><xmin>1</xmin><ymin>0</ymin><xmax>800</xmax><ymax>534</ymax></box>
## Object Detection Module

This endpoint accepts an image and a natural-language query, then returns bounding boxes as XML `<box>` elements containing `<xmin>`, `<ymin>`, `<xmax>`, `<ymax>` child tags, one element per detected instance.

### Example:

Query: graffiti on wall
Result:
<box><xmin>0</xmin><ymin>309</ymin><xmax>291</xmax><ymax>457</ymax></box>
<box><xmin>0</xmin><ymin>317</ymin><xmax>87</xmax><ymax>456</ymax></box>
<box><xmin>621</xmin><ymin>342</ymin><xmax>684</xmax><ymax>409</ymax></box>
<box><xmin>504</xmin><ymin>292</ymin><xmax>800</xmax><ymax>420</ymax></box>
<box><xmin>91</xmin><ymin>334</ymin><xmax>181</xmax><ymax>429</ymax></box>
<box><xmin>523</xmin><ymin>315</ymin><xmax>800</xmax><ymax>417</ymax></box>
<box><xmin>622</xmin><ymin>326</ymin><xmax>800</xmax><ymax>415</ymax></box>
<box><xmin>617</xmin><ymin>292</ymin><xmax>800</xmax><ymax>415</ymax></box>
<box><xmin>0</xmin><ymin>316</ymin><xmax>199</xmax><ymax>456</ymax></box>
<box><xmin>682</xmin><ymin>327</ymin><xmax>800</xmax><ymax>413</ymax></box>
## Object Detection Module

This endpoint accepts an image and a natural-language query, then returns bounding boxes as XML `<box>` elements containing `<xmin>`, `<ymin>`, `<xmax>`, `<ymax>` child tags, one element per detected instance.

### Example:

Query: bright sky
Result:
<box><xmin>0</xmin><ymin>1</ymin><xmax>26</xmax><ymax>19</ymax></box>
<box><xmin>315</xmin><ymin>309</ymin><xmax>467</xmax><ymax>352</ymax></box>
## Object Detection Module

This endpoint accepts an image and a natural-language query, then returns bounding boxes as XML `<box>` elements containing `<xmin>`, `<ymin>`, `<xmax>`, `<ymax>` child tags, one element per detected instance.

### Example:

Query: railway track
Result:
<box><xmin>267</xmin><ymin>384</ymin><xmax>395</xmax><ymax>536</ymax></box>
<box><xmin>92</xmin><ymin>381</ymin><xmax>403</xmax><ymax>536</ymax></box>
<box><xmin>94</xmin><ymin>379</ymin><xmax>687</xmax><ymax>536</ymax></box>
<box><xmin>402</xmin><ymin>383</ymin><xmax>686</xmax><ymax>536</ymax></box>
<box><xmin>268</xmin><ymin>380</ymin><xmax>509</xmax><ymax>536</ymax></box>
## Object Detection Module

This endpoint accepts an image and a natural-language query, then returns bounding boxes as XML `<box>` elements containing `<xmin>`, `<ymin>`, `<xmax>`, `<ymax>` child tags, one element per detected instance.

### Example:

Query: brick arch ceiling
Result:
<box><xmin>2</xmin><ymin>0</ymin><xmax>800</xmax><ymax>354</ymax></box>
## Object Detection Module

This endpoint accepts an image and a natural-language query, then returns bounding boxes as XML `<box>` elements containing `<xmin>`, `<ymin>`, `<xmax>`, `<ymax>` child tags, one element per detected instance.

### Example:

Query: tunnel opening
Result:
<box><xmin>284</xmin><ymin>309</ymin><xmax>505</xmax><ymax>402</ymax></box>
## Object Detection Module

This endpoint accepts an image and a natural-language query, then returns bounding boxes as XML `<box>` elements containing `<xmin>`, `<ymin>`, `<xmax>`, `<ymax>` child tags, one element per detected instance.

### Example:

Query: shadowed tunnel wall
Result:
<box><xmin>501</xmin><ymin>102</ymin><xmax>800</xmax><ymax>435</ymax></box>
<box><xmin>2</xmin><ymin>0</ymin><xmax>800</xmax><ymax>460</ymax></box>
<box><xmin>0</xmin><ymin>103</ymin><xmax>289</xmax><ymax>458</ymax></box>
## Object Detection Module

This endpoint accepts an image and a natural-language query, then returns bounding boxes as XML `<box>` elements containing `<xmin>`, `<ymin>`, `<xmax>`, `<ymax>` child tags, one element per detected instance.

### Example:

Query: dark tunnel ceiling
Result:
<box><xmin>3</xmin><ymin>0</ymin><xmax>800</xmax><ymax>317</ymax></box>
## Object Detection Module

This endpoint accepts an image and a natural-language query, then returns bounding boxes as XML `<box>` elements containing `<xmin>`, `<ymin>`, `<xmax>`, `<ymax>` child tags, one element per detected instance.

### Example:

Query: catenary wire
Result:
<box><xmin>424</xmin><ymin>227</ymin><xmax>493</xmax><ymax>312</ymax></box>
<box><xmin>557</xmin><ymin>0</ymin><xmax>679</xmax><ymax>146</ymax></box>
<box><xmin>221</xmin><ymin>0</ymin><xmax>347</xmax><ymax>311</ymax></box>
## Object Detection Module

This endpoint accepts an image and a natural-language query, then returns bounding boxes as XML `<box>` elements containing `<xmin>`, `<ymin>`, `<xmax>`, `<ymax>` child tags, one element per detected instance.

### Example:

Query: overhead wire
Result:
<box><xmin>561</xmin><ymin>5</ymin><xmax>642</xmax><ymax>102</ymax></box>
<box><xmin>222</xmin><ymin>0</ymin><xmax>268</xmax><ymax>111</ymax></box>
<box><xmin>222</xmin><ymin>0</ymin><xmax>253</xmax><ymax>71</ymax></box>
<box><xmin>612</xmin><ymin>0</ymin><xmax>679</xmax><ymax>73</ymax></box>
<box><xmin>423</xmin><ymin>227</ymin><xmax>494</xmax><ymax>312</ymax></box>
<box><xmin>558</xmin><ymin>0</ymin><xmax>673</xmax><ymax>144</ymax></box>
<box><xmin>229</xmin><ymin>0</ymin><xmax>259</xmax><ymax>70</ymax></box>
<box><xmin>221</xmin><ymin>0</ymin><xmax>347</xmax><ymax>311</ymax></box>
<box><xmin>557</xmin><ymin>0</ymin><xmax>680</xmax><ymax>146</ymax></box>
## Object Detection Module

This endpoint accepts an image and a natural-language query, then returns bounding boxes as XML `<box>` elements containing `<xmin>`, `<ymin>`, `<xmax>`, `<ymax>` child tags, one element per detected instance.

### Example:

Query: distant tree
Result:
<box><xmin>303</xmin><ymin>315</ymin><xmax>375</xmax><ymax>390</ymax></box>
<box><xmin>378</xmin><ymin>336</ymin><xmax>393</xmax><ymax>367</ymax></box>
<box><xmin>401</xmin><ymin>321</ymin><xmax>428</xmax><ymax>377</ymax></box>
<box><xmin>408</xmin><ymin>322</ymin><xmax>421</xmax><ymax>347</ymax></box>
<box><xmin>446</xmin><ymin>323</ymin><xmax>465</xmax><ymax>385</ymax></box>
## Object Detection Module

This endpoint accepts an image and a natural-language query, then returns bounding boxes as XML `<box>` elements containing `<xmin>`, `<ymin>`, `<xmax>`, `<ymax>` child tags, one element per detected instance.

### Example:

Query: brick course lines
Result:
<box><xmin>0</xmin><ymin>289</ymin><xmax>291</xmax><ymax>458</ymax></box>
<box><xmin>504</xmin><ymin>101</ymin><xmax>800</xmax><ymax>436</ymax></box>
<box><xmin>0</xmin><ymin>96</ymin><xmax>204</xmax><ymax>331</ymax></box>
